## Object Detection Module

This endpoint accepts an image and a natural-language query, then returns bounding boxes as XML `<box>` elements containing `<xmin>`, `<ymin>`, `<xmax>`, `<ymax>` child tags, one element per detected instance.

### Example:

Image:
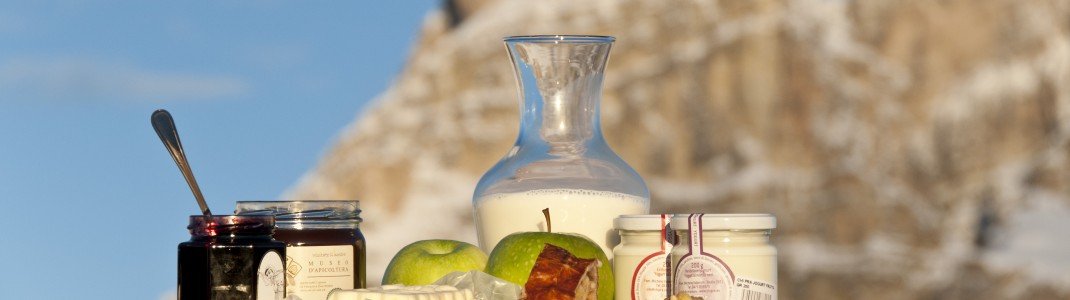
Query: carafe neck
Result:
<box><xmin>507</xmin><ymin>36</ymin><xmax>613</xmax><ymax>156</ymax></box>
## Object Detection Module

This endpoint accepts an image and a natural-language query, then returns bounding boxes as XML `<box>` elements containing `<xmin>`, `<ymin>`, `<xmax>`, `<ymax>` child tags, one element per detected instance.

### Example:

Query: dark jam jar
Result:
<box><xmin>236</xmin><ymin>201</ymin><xmax>366</xmax><ymax>300</ymax></box>
<box><xmin>178</xmin><ymin>215</ymin><xmax>286</xmax><ymax>300</ymax></box>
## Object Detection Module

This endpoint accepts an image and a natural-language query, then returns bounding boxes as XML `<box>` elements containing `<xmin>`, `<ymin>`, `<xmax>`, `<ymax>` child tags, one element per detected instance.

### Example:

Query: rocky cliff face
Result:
<box><xmin>288</xmin><ymin>0</ymin><xmax>1070</xmax><ymax>298</ymax></box>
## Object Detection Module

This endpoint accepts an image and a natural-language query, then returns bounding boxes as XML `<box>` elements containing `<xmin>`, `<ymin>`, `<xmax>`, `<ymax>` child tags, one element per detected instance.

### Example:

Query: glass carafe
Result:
<box><xmin>473</xmin><ymin>35</ymin><xmax>650</xmax><ymax>257</ymax></box>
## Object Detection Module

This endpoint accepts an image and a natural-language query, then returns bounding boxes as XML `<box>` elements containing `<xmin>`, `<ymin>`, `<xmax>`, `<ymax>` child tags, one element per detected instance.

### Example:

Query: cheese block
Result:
<box><xmin>327</xmin><ymin>284</ymin><xmax>476</xmax><ymax>300</ymax></box>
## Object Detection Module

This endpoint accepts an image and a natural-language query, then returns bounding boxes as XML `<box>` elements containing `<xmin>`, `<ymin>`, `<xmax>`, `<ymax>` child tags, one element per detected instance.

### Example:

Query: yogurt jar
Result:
<box><xmin>670</xmin><ymin>214</ymin><xmax>777</xmax><ymax>300</ymax></box>
<box><xmin>613</xmin><ymin>214</ymin><xmax>673</xmax><ymax>300</ymax></box>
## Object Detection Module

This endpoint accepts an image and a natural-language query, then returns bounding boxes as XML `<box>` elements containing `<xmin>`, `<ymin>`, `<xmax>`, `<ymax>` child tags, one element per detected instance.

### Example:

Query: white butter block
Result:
<box><xmin>327</xmin><ymin>285</ymin><xmax>475</xmax><ymax>300</ymax></box>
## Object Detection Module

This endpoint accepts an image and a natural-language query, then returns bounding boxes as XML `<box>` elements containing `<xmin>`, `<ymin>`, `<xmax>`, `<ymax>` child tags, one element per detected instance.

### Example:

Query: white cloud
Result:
<box><xmin>0</xmin><ymin>57</ymin><xmax>250</xmax><ymax>103</ymax></box>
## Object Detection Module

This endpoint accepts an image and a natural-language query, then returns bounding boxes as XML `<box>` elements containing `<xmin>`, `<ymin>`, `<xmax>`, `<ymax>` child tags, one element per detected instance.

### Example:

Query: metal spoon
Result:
<box><xmin>151</xmin><ymin>109</ymin><xmax>213</xmax><ymax>218</ymax></box>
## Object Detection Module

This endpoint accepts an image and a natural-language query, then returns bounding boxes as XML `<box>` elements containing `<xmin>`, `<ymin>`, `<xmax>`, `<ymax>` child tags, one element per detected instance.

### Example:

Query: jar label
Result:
<box><xmin>673</xmin><ymin>214</ymin><xmax>734</xmax><ymax>300</ymax></box>
<box><xmin>257</xmin><ymin>250</ymin><xmax>286</xmax><ymax>300</ymax></box>
<box><xmin>285</xmin><ymin>245</ymin><xmax>355</xmax><ymax>300</ymax></box>
<box><xmin>674</xmin><ymin>253</ymin><xmax>734</xmax><ymax>300</ymax></box>
<box><xmin>631</xmin><ymin>252</ymin><xmax>670</xmax><ymax>300</ymax></box>
<box><xmin>629</xmin><ymin>214</ymin><xmax>673</xmax><ymax>300</ymax></box>
<box><xmin>658</xmin><ymin>213</ymin><xmax>673</xmax><ymax>253</ymax></box>
<box><xmin>732</xmin><ymin>276</ymin><xmax>777</xmax><ymax>300</ymax></box>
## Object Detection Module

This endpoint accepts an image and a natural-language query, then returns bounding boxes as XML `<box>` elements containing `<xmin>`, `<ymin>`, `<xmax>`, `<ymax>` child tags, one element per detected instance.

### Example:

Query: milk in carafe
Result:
<box><xmin>475</xmin><ymin>189</ymin><xmax>647</xmax><ymax>257</ymax></box>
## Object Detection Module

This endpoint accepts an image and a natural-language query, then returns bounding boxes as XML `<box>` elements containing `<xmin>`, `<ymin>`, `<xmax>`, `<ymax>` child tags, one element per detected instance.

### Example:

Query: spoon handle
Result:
<box><xmin>151</xmin><ymin>109</ymin><xmax>213</xmax><ymax>216</ymax></box>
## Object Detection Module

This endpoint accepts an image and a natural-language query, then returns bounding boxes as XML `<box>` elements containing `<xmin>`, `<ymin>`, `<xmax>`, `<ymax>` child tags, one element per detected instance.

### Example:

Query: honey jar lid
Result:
<box><xmin>235</xmin><ymin>200</ymin><xmax>362</xmax><ymax>229</ymax></box>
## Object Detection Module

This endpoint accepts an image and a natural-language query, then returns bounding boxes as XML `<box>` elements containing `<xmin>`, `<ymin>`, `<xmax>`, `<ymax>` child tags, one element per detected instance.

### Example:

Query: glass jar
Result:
<box><xmin>236</xmin><ymin>200</ymin><xmax>366</xmax><ymax>300</ymax></box>
<box><xmin>670</xmin><ymin>214</ymin><xmax>777</xmax><ymax>300</ymax></box>
<box><xmin>613</xmin><ymin>214</ymin><xmax>673</xmax><ymax>300</ymax></box>
<box><xmin>178</xmin><ymin>215</ymin><xmax>287</xmax><ymax>300</ymax></box>
<box><xmin>473</xmin><ymin>35</ymin><xmax>650</xmax><ymax>256</ymax></box>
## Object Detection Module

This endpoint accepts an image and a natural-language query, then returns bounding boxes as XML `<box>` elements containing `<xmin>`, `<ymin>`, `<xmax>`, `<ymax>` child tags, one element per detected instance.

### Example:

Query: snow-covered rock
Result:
<box><xmin>288</xmin><ymin>0</ymin><xmax>1070</xmax><ymax>298</ymax></box>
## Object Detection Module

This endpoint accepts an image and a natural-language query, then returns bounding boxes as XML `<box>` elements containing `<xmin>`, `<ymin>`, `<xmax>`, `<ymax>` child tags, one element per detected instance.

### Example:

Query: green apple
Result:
<box><xmin>485</xmin><ymin>232</ymin><xmax>613</xmax><ymax>300</ymax></box>
<box><xmin>382</xmin><ymin>239</ymin><xmax>488</xmax><ymax>285</ymax></box>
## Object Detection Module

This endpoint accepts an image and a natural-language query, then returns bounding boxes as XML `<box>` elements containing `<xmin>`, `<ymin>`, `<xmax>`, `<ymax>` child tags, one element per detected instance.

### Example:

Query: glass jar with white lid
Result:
<box><xmin>613</xmin><ymin>214</ymin><xmax>674</xmax><ymax>300</ymax></box>
<box><xmin>670</xmin><ymin>213</ymin><xmax>777</xmax><ymax>300</ymax></box>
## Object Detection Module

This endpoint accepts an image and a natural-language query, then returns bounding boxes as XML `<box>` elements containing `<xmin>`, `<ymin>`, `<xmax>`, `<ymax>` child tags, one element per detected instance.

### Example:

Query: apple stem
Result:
<box><xmin>543</xmin><ymin>208</ymin><xmax>552</xmax><ymax>233</ymax></box>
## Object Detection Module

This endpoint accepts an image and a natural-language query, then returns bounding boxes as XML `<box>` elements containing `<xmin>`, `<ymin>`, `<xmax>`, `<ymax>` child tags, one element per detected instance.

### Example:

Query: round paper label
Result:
<box><xmin>631</xmin><ymin>252</ymin><xmax>670</xmax><ymax>300</ymax></box>
<box><xmin>674</xmin><ymin>254</ymin><xmax>733</xmax><ymax>300</ymax></box>
<box><xmin>257</xmin><ymin>250</ymin><xmax>286</xmax><ymax>300</ymax></box>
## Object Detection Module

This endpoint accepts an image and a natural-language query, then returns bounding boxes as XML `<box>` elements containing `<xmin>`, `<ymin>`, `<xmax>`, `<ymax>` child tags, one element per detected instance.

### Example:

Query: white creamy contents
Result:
<box><xmin>613</xmin><ymin>215</ymin><xmax>673</xmax><ymax>300</ymax></box>
<box><xmin>474</xmin><ymin>189</ymin><xmax>648</xmax><ymax>257</ymax></box>
<box><xmin>326</xmin><ymin>285</ymin><xmax>475</xmax><ymax>300</ymax></box>
<box><xmin>670</xmin><ymin>214</ymin><xmax>777</xmax><ymax>300</ymax></box>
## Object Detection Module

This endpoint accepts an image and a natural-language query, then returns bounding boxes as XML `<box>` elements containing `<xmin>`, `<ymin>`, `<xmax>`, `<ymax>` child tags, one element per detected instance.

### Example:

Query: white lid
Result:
<box><xmin>670</xmin><ymin>213</ymin><xmax>776</xmax><ymax>230</ymax></box>
<box><xmin>614</xmin><ymin>214</ymin><xmax>673</xmax><ymax>230</ymax></box>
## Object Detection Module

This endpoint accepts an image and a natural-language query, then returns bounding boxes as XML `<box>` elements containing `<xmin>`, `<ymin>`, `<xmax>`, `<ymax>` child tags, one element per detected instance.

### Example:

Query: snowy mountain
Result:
<box><xmin>289</xmin><ymin>0</ymin><xmax>1070</xmax><ymax>298</ymax></box>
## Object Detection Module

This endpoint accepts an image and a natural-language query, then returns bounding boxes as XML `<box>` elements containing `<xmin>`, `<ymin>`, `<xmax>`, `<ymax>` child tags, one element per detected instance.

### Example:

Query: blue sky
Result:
<box><xmin>0</xmin><ymin>1</ymin><xmax>438</xmax><ymax>298</ymax></box>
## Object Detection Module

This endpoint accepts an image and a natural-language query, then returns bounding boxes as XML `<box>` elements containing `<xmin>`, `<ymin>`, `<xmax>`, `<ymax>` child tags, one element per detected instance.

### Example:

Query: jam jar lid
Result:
<box><xmin>188</xmin><ymin>215</ymin><xmax>276</xmax><ymax>237</ymax></box>
<box><xmin>234</xmin><ymin>200</ymin><xmax>361</xmax><ymax>230</ymax></box>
